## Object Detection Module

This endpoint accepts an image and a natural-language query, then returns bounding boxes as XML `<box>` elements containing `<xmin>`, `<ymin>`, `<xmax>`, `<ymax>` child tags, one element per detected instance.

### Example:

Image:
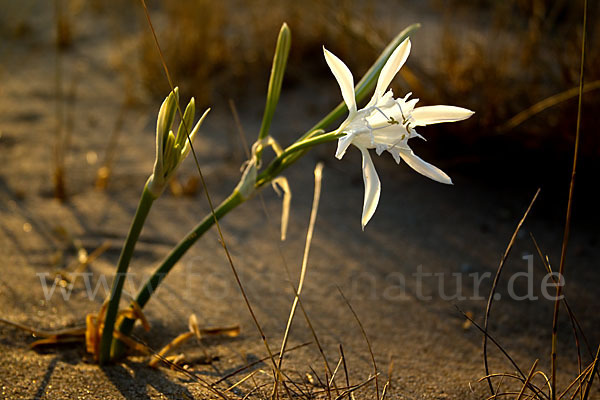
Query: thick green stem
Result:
<box><xmin>111</xmin><ymin>190</ymin><xmax>244</xmax><ymax>359</ymax></box>
<box><xmin>111</xmin><ymin>132</ymin><xmax>341</xmax><ymax>359</ymax></box>
<box><xmin>98</xmin><ymin>183</ymin><xmax>156</xmax><ymax>364</ymax></box>
<box><xmin>256</xmin><ymin>131</ymin><xmax>341</xmax><ymax>188</ymax></box>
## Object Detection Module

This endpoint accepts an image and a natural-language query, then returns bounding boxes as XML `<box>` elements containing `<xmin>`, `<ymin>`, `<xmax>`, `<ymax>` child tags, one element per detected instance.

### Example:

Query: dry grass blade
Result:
<box><xmin>581</xmin><ymin>346</ymin><xmax>599</xmax><ymax>400</ymax></box>
<box><xmin>28</xmin><ymin>336</ymin><xmax>83</xmax><ymax>347</ymax></box>
<box><xmin>478</xmin><ymin>373</ymin><xmax>530</xmax><ymax>384</ymax></box>
<box><xmin>228</xmin><ymin>99</ymin><xmax>251</xmax><ymax>160</ymax></box>
<box><xmin>483</xmin><ymin>188</ymin><xmax>540</xmax><ymax>396</ymax></box>
<box><xmin>551</xmin><ymin>1</ymin><xmax>588</xmax><ymax>397</ymax></box>
<box><xmin>381</xmin><ymin>381</ymin><xmax>390</xmax><ymax>400</ymax></box>
<box><xmin>242</xmin><ymin>383</ymin><xmax>269</xmax><ymax>400</ymax></box>
<box><xmin>52</xmin><ymin>0</ymin><xmax>66</xmax><ymax>202</ymax></box>
<box><xmin>486</xmin><ymin>393</ymin><xmax>537</xmax><ymax>400</ymax></box>
<box><xmin>212</xmin><ymin>342</ymin><xmax>311</xmax><ymax>386</ymax></box>
<box><xmin>260</xmin><ymin>191</ymin><xmax>340</xmax><ymax>396</ymax></box>
<box><xmin>309</xmin><ymin>365</ymin><xmax>326</xmax><ymax>389</ymax></box>
<box><xmin>55</xmin><ymin>239</ymin><xmax>110</xmax><ymax>283</ymax></box>
<box><xmin>517</xmin><ymin>360</ymin><xmax>539</xmax><ymax>400</ymax></box>
<box><xmin>297</xmin><ymin>296</ymin><xmax>340</xmax><ymax>396</ymax></box>
<box><xmin>498</xmin><ymin>80</ymin><xmax>600</xmax><ymax>132</ymax></box>
<box><xmin>87</xmin><ymin>301</ymin><xmax>109</xmax><ymax>359</ymax></box>
<box><xmin>459</xmin><ymin>307</ymin><xmax>548</xmax><ymax>400</ymax></box>
<box><xmin>531</xmin><ymin>371</ymin><xmax>552</xmax><ymax>398</ymax></box>
<box><xmin>381</xmin><ymin>356</ymin><xmax>394</xmax><ymax>400</ymax></box>
<box><xmin>557</xmin><ymin>360</ymin><xmax>596</xmax><ymax>400</ymax></box>
<box><xmin>325</xmin><ymin>370</ymin><xmax>332</xmax><ymax>400</ymax></box>
<box><xmin>0</xmin><ymin>318</ymin><xmax>86</xmax><ymax>338</ymax></box>
<box><xmin>112</xmin><ymin>330</ymin><xmax>151</xmax><ymax>354</ymax></box>
<box><xmin>274</xmin><ymin>162</ymin><xmax>324</xmax><ymax>395</ymax></box>
<box><xmin>126</xmin><ymin>300</ymin><xmax>150</xmax><ymax>332</ymax></box>
<box><xmin>339</xmin><ymin>344</ymin><xmax>351</xmax><ymax>400</ymax></box>
<box><xmin>230</xmin><ymin>83</ymin><xmax>339</xmax><ymax>399</ymax></box>
<box><xmin>281</xmin><ymin>381</ymin><xmax>299</xmax><ymax>399</ymax></box>
<box><xmin>333</xmin><ymin>373</ymin><xmax>380</xmax><ymax>400</ymax></box>
<box><xmin>493</xmin><ymin>374</ymin><xmax>506</xmax><ymax>400</ymax></box>
<box><xmin>123</xmin><ymin>333</ymin><xmax>231</xmax><ymax>400</ymax></box>
<box><xmin>337</xmin><ymin>288</ymin><xmax>380</xmax><ymax>400</ymax></box>
<box><xmin>199</xmin><ymin>326</ymin><xmax>241</xmax><ymax>337</ymax></box>
<box><xmin>149</xmin><ymin>331</ymin><xmax>194</xmax><ymax>368</ymax></box>
<box><xmin>280</xmin><ymin>370</ymin><xmax>311</xmax><ymax>399</ymax></box>
<box><xmin>328</xmin><ymin>356</ymin><xmax>344</xmax><ymax>389</ymax></box>
<box><xmin>225</xmin><ymin>370</ymin><xmax>259</xmax><ymax>392</ymax></box>
<box><xmin>530</xmin><ymin>233</ymin><xmax>600</xmax><ymax>392</ymax></box>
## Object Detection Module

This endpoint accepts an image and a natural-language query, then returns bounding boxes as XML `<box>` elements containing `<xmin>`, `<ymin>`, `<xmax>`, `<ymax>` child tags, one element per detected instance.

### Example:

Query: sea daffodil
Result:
<box><xmin>323</xmin><ymin>38</ymin><xmax>474</xmax><ymax>228</ymax></box>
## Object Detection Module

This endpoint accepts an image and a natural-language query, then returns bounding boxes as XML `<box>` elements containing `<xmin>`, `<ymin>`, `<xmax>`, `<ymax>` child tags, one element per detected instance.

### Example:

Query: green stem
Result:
<box><xmin>255</xmin><ymin>131</ymin><xmax>342</xmax><ymax>188</ymax></box>
<box><xmin>111</xmin><ymin>132</ymin><xmax>341</xmax><ymax>359</ymax></box>
<box><xmin>98</xmin><ymin>183</ymin><xmax>156</xmax><ymax>364</ymax></box>
<box><xmin>111</xmin><ymin>190</ymin><xmax>244</xmax><ymax>359</ymax></box>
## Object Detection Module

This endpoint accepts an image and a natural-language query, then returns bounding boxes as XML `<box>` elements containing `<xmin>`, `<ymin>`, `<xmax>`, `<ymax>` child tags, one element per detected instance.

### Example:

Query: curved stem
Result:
<box><xmin>98</xmin><ymin>183</ymin><xmax>156</xmax><ymax>364</ymax></box>
<box><xmin>111</xmin><ymin>190</ymin><xmax>243</xmax><ymax>359</ymax></box>
<box><xmin>256</xmin><ymin>131</ymin><xmax>342</xmax><ymax>188</ymax></box>
<box><xmin>111</xmin><ymin>130</ymin><xmax>340</xmax><ymax>360</ymax></box>
<box><xmin>112</xmin><ymin>130</ymin><xmax>342</xmax><ymax>359</ymax></box>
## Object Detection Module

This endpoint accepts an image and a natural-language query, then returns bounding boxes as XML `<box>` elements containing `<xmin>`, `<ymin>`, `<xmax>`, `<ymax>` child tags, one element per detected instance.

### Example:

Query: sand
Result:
<box><xmin>1</xmin><ymin>2</ymin><xmax>598</xmax><ymax>399</ymax></box>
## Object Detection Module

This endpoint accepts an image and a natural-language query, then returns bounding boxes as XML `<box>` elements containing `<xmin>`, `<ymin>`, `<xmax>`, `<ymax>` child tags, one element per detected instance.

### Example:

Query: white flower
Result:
<box><xmin>323</xmin><ymin>38</ymin><xmax>474</xmax><ymax>229</ymax></box>
<box><xmin>148</xmin><ymin>87</ymin><xmax>210</xmax><ymax>197</ymax></box>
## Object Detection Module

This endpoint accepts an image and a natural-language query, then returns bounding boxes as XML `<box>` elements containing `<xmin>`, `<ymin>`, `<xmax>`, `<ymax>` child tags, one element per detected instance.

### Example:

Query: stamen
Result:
<box><xmin>365</xmin><ymin>121</ymin><xmax>376</xmax><ymax>146</ymax></box>
<box><xmin>373</xmin><ymin>106</ymin><xmax>390</xmax><ymax>120</ymax></box>
<box><xmin>395</xmin><ymin>102</ymin><xmax>409</xmax><ymax>125</ymax></box>
<box><xmin>373</xmin><ymin>106</ymin><xmax>403</xmax><ymax>126</ymax></box>
<box><xmin>389</xmin><ymin>135</ymin><xmax>407</xmax><ymax>152</ymax></box>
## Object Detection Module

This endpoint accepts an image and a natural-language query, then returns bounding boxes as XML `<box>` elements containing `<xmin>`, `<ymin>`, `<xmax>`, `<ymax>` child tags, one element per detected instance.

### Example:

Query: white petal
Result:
<box><xmin>389</xmin><ymin>148</ymin><xmax>402</xmax><ymax>164</ymax></box>
<box><xmin>410</xmin><ymin>105</ymin><xmax>474</xmax><ymax>127</ymax></box>
<box><xmin>375</xmin><ymin>143</ymin><xmax>387</xmax><ymax>156</ymax></box>
<box><xmin>335</xmin><ymin>132</ymin><xmax>355</xmax><ymax>159</ymax></box>
<box><xmin>323</xmin><ymin>47</ymin><xmax>357</xmax><ymax>114</ymax></box>
<box><xmin>374</xmin><ymin>38</ymin><xmax>410</xmax><ymax>100</ymax></box>
<box><xmin>401</xmin><ymin>98</ymin><xmax>419</xmax><ymax>115</ymax></box>
<box><xmin>359</xmin><ymin>147</ymin><xmax>381</xmax><ymax>230</ymax></box>
<box><xmin>398</xmin><ymin>148</ymin><xmax>452</xmax><ymax>184</ymax></box>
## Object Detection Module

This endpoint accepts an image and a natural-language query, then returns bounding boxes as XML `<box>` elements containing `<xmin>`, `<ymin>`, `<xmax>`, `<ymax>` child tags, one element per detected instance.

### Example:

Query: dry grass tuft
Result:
<box><xmin>426</xmin><ymin>0</ymin><xmax>600</xmax><ymax>157</ymax></box>
<box><xmin>136</xmin><ymin>0</ymin><xmax>385</xmax><ymax>107</ymax></box>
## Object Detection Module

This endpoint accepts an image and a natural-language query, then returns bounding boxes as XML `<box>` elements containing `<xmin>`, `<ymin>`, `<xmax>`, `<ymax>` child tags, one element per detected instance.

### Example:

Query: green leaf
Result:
<box><xmin>257</xmin><ymin>23</ymin><xmax>292</xmax><ymax>150</ymax></box>
<box><xmin>157</xmin><ymin>87</ymin><xmax>179</xmax><ymax>147</ymax></box>
<box><xmin>176</xmin><ymin>97</ymin><xmax>195</xmax><ymax>150</ymax></box>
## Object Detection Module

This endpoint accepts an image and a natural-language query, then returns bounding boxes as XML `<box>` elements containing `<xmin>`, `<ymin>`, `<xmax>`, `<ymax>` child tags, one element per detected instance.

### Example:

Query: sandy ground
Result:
<box><xmin>1</xmin><ymin>3</ymin><xmax>599</xmax><ymax>400</ymax></box>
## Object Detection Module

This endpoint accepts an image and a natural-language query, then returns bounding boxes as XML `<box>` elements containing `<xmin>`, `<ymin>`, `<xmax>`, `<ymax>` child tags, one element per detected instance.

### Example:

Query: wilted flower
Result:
<box><xmin>147</xmin><ymin>87</ymin><xmax>210</xmax><ymax>197</ymax></box>
<box><xmin>323</xmin><ymin>38</ymin><xmax>474</xmax><ymax>228</ymax></box>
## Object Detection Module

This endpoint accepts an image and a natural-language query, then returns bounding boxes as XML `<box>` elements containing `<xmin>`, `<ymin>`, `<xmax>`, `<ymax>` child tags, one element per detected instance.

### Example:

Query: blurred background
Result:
<box><xmin>1</xmin><ymin>0</ymin><xmax>599</xmax><ymax>219</ymax></box>
<box><xmin>0</xmin><ymin>3</ymin><xmax>599</xmax><ymax>397</ymax></box>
